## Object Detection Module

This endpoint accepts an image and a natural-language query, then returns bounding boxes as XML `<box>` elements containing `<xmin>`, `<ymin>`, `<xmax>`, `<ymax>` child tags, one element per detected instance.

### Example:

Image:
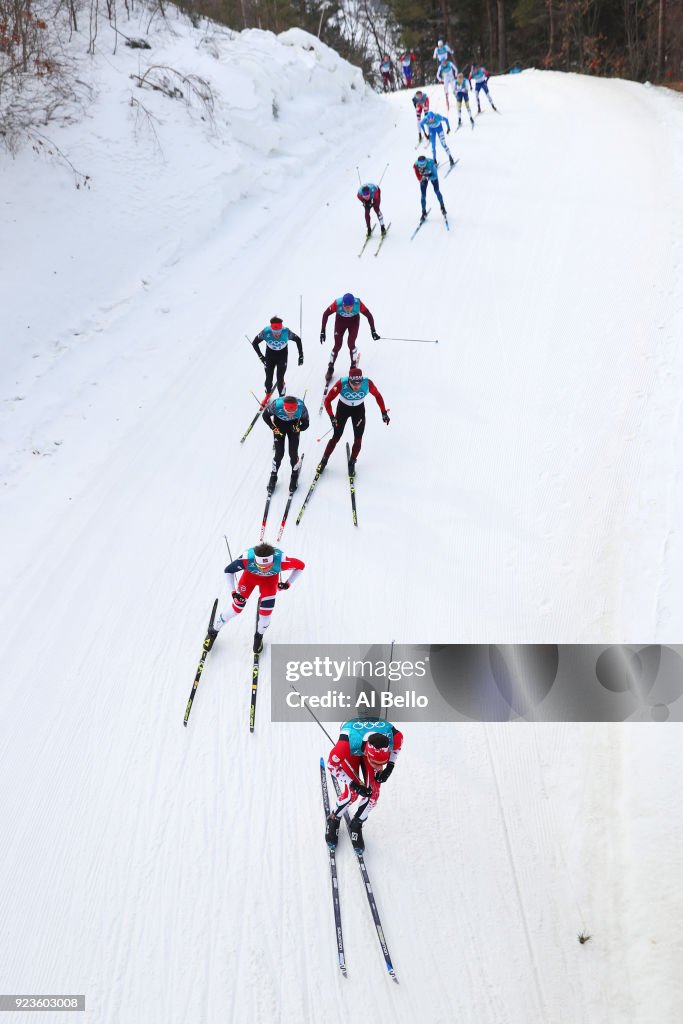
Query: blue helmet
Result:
<box><xmin>342</xmin><ymin>292</ymin><xmax>354</xmax><ymax>306</ymax></box>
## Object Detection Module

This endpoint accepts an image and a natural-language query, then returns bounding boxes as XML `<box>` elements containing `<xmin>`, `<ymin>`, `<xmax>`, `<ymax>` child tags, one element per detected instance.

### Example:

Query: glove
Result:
<box><xmin>320</xmin><ymin>330</ymin><xmax>326</xmax><ymax>344</ymax></box>
<box><xmin>375</xmin><ymin>762</ymin><xmax>394</xmax><ymax>784</ymax></box>
<box><xmin>382</xmin><ymin>411</ymin><xmax>390</xmax><ymax>425</ymax></box>
<box><xmin>298</xmin><ymin>354</ymin><xmax>304</xmax><ymax>366</ymax></box>
<box><xmin>273</xmin><ymin>426</ymin><xmax>283</xmax><ymax>437</ymax></box>
<box><xmin>231</xmin><ymin>591</ymin><xmax>246</xmax><ymax>607</ymax></box>
<box><xmin>277</xmin><ymin>580</ymin><xmax>290</xmax><ymax>591</ymax></box>
<box><xmin>293</xmin><ymin>422</ymin><xmax>301</xmax><ymax>433</ymax></box>
<box><xmin>371</xmin><ymin>330</ymin><xmax>380</xmax><ymax>341</ymax></box>
<box><xmin>350</xmin><ymin>780</ymin><xmax>373</xmax><ymax>798</ymax></box>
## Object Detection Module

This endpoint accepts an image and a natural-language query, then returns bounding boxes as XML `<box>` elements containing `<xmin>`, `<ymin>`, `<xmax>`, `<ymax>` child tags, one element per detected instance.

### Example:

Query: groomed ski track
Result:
<box><xmin>1</xmin><ymin>22</ymin><xmax>683</xmax><ymax>1024</ymax></box>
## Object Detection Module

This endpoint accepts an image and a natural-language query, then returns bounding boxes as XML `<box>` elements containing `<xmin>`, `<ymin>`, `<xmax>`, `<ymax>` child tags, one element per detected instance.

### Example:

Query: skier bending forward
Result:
<box><xmin>325</xmin><ymin>717</ymin><xmax>403</xmax><ymax>853</ymax></box>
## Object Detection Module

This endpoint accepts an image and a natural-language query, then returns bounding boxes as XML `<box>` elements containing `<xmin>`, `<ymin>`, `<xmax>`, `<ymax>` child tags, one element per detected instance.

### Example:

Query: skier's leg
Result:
<box><xmin>256</xmin><ymin>575</ymin><xmax>278</xmax><ymax>634</ymax></box>
<box><xmin>264</xmin><ymin>349</ymin><xmax>276</xmax><ymax>393</ymax></box>
<box><xmin>347</xmin><ymin>319</ymin><xmax>360</xmax><ymax>364</ymax></box>
<box><xmin>420</xmin><ymin>179</ymin><xmax>428</xmax><ymax>214</ymax></box>
<box><xmin>215</xmin><ymin>573</ymin><xmax>258</xmax><ymax>630</ymax></box>
<box><xmin>322</xmin><ymin>405</ymin><xmax>351</xmax><ymax>461</ymax></box>
<box><xmin>272</xmin><ymin>432</ymin><xmax>286</xmax><ymax>473</ymax></box>
<box><xmin>275</xmin><ymin>349</ymin><xmax>287</xmax><ymax>396</ymax></box>
<box><xmin>373</xmin><ymin>189</ymin><xmax>384</xmax><ymax>228</ymax></box>
<box><xmin>287</xmin><ymin>428</ymin><xmax>301</xmax><ymax>468</ymax></box>
<box><xmin>349</xmin><ymin>405</ymin><xmax>366</xmax><ymax>461</ymax></box>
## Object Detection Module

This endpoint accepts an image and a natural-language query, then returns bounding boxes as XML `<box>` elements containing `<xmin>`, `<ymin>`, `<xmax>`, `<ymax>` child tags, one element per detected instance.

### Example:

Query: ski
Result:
<box><xmin>241</xmin><ymin>392</ymin><xmax>272</xmax><ymax>445</ymax></box>
<box><xmin>357</xmin><ymin>224</ymin><xmax>375</xmax><ymax>258</ymax></box>
<box><xmin>330</xmin><ymin>774</ymin><xmax>398</xmax><ymax>983</ymax></box>
<box><xmin>442</xmin><ymin>210</ymin><xmax>451</xmax><ymax>231</ymax></box>
<box><xmin>410</xmin><ymin>208</ymin><xmax>431</xmax><ymax>241</ymax></box>
<box><xmin>183</xmin><ymin>599</ymin><xmax>218</xmax><ymax>727</ymax></box>
<box><xmin>296</xmin><ymin>464</ymin><xmax>325</xmax><ymax>525</ymax></box>
<box><xmin>444</xmin><ymin>158</ymin><xmax>460</xmax><ymax>177</ymax></box>
<box><xmin>249</xmin><ymin>599</ymin><xmax>261</xmax><ymax>733</ymax></box>
<box><xmin>259</xmin><ymin>488</ymin><xmax>275</xmax><ymax>542</ymax></box>
<box><xmin>346</xmin><ymin>443</ymin><xmax>358</xmax><ymax>527</ymax></box>
<box><xmin>320</xmin><ymin>758</ymin><xmax>347</xmax><ymax>976</ymax></box>
<box><xmin>276</xmin><ymin>455</ymin><xmax>304</xmax><ymax>542</ymax></box>
<box><xmin>374</xmin><ymin>224</ymin><xmax>391</xmax><ymax>257</ymax></box>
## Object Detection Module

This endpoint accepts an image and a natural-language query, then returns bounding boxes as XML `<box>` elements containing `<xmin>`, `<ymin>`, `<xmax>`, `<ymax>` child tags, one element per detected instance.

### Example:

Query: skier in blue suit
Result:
<box><xmin>414</xmin><ymin>154</ymin><xmax>447</xmax><ymax>221</ymax></box>
<box><xmin>420</xmin><ymin>110</ymin><xmax>455</xmax><ymax>166</ymax></box>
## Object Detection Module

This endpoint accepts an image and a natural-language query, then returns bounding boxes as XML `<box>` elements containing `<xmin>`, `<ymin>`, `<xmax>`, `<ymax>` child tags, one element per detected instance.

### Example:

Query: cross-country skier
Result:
<box><xmin>357</xmin><ymin>183</ymin><xmax>386</xmax><ymax>238</ymax></box>
<box><xmin>325</xmin><ymin>718</ymin><xmax>404</xmax><ymax>853</ymax></box>
<box><xmin>469</xmin><ymin>63</ymin><xmax>497</xmax><ymax>112</ymax></box>
<box><xmin>379</xmin><ymin>54</ymin><xmax>394</xmax><ymax>92</ymax></box>
<box><xmin>420</xmin><ymin>109</ymin><xmax>455</xmax><ymax>165</ymax></box>
<box><xmin>252</xmin><ymin>316</ymin><xmax>303</xmax><ymax>397</ymax></box>
<box><xmin>412</xmin><ymin>89</ymin><xmax>430</xmax><ymax>144</ymax></box>
<box><xmin>437</xmin><ymin>57</ymin><xmax>458</xmax><ymax>110</ymax></box>
<box><xmin>210</xmin><ymin>543</ymin><xmax>305</xmax><ymax>654</ymax></box>
<box><xmin>400</xmin><ymin>50</ymin><xmax>416</xmax><ymax>87</ymax></box>
<box><xmin>455</xmin><ymin>71</ymin><xmax>475</xmax><ymax>127</ymax></box>
<box><xmin>414</xmin><ymin>154</ymin><xmax>447</xmax><ymax>220</ymax></box>
<box><xmin>318</xmin><ymin>366</ymin><xmax>389</xmax><ymax>477</ymax></box>
<box><xmin>433</xmin><ymin>39</ymin><xmax>454</xmax><ymax>70</ymax></box>
<box><xmin>320</xmin><ymin>293</ymin><xmax>379</xmax><ymax>383</ymax></box>
<box><xmin>262</xmin><ymin>394</ymin><xmax>309</xmax><ymax>493</ymax></box>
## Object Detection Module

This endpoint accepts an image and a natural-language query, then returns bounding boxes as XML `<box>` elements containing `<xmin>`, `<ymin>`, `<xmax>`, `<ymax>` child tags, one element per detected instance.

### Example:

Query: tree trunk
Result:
<box><xmin>485</xmin><ymin>0</ymin><xmax>495</xmax><ymax>61</ymax></box>
<box><xmin>497</xmin><ymin>0</ymin><xmax>506</xmax><ymax>69</ymax></box>
<box><xmin>439</xmin><ymin>0</ymin><xmax>450</xmax><ymax>43</ymax></box>
<box><xmin>546</xmin><ymin>0</ymin><xmax>555</xmax><ymax>64</ymax></box>
<box><xmin>656</xmin><ymin>0</ymin><xmax>665</xmax><ymax>79</ymax></box>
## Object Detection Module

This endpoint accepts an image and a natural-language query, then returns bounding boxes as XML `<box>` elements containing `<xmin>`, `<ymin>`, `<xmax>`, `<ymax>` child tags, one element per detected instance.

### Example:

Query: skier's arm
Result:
<box><xmin>252</xmin><ymin>331</ymin><xmax>265</xmax><ymax>362</ymax></box>
<box><xmin>321</xmin><ymin>301</ymin><xmax>336</xmax><ymax>331</ymax></box>
<box><xmin>443</xmin><ymin>115</ymin><xmax>451</xmax><ymax>131</ymax></box>
<box><xmin>280</xmin><ymin>556</ymin><xmax>305</xmax><ymax>588</ymax></box>
<box><xmin>289</xmin><ymin>330</ymin><xmax>303</xmax><ymax>359</ymax></box>
<box><xmin>324</xmin><ymin>380</ymin><xmax>342</xmax><ymax>418</ymax></box>
<box><xmin>299</xmin><ymin>405</ymin><xmax>310</xmax><ymax>432</ymax></box>
<box><xmin>436</xmin><ymin>66</ymin><xmax>443</xmax><ymax>82</ymax></box>
<box><xmin>261</xmin><ymin>400</ymin><xmax>276</xmax><ymax>429</ymax></box>
<box><xmin>224</xmin><ymin>556</ymin><xmax>247</xmax><ymax>592</ymax></box>
<box><xmin>359</xmin><ymin>301</ymin><xmax>376</xmax><ymax>333</ymax></box>
<box><xmin>368</xmin><ymin>380</ymin><xmax>387</xmax><ymax>415</ymax></box>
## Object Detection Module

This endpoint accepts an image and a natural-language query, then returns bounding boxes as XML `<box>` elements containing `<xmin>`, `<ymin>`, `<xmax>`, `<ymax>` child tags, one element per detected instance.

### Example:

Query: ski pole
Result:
<box><xmin>316</xmin><ymin>428</ymin><xmax>333</xmax><ymax>442</ymax></box>
<box><xmin>289</xmin><ymin>685</ymin><xmax>365</xmax><ymax>785</ymax></box>
<box><xmin>355</xmin><ymin>165</ymin><xmax>362</xmax><ymax>185</ymax></box>
<box><xmin>224</xmin><ymin>536</ymin><xmax>233</xmax><ymax>561</ymax></box>
<box><xmin>299</xmin><ymin>294</ymin><xmax>303</xmax><ymax>337</ymax></box>
<box><xmin>378</xmin><ymin>162</ymin><xmax>389</xmax><ymax>186</ymax></box>
<box><xmin>377</xmin><ymin>336</ymin><xmax>439</xmax><ymax>344</ymax></box>
<box><xmin>246</xmin><ymin>333</ymin><xmax>265</xmax><ymax>362</ymax></box>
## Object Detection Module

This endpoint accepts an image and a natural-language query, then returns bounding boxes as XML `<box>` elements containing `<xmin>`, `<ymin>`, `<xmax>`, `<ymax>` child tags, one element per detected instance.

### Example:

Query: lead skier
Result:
<box><xmin>325</xmin><ymin>718</ymin><xmax>404</xmax><ymax>853</ymax></box>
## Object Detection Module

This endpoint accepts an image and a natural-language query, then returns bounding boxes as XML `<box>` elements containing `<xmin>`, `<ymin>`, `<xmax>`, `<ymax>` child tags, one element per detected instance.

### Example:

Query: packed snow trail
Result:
<box><xmin>1</xmin><ymin>17</ymin><xmax>683</xmax><ymax>1024</ymax></box>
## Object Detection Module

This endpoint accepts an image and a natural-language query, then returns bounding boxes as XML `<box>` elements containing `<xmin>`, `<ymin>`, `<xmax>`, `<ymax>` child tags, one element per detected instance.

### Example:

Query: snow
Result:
<box><xmin>1</xmin><ymin>12</ymin><xmax>683</xmax><ymax>1023</ymax></box>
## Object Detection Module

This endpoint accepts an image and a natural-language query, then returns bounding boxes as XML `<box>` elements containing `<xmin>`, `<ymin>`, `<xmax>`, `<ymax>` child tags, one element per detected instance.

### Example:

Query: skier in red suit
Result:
<box><xmin>325</xmin><ymin>718</ymin><xmax>404</xmax><ymax>853</ymax></box>
<box><xmin>319</xmin><ymin>292</ymin><xmax>379</xmax><ymax>382</ymax></box>
<box><xmin>210</xmin><ymin>543</ymin><xmax>305</xmax><ymax>653</ymax></box>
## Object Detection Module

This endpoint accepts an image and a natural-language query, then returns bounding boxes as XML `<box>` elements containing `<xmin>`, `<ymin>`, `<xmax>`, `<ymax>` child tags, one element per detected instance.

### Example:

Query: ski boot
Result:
<box><xmin>325</xmin><ymin>363</ymin><xmax>335</xmax><ymax>384</ymax></box>
<box><xmin>349</xmin><ymin>816</ymin><xmax>364</xmax><ymax>854</ymax></box>
<box><xmin>440</xmin><ymin>204</ymin><xmax>448</xmax><ymax>217</ymax></box>
<box><xmin>316</xmin><ymin>455</ymin><xmax>328</xmax><ymax>476</ymax></box>
<box><xmin>325</xmin><ymin>813</ymin><xmax>341</xmax><ymax>849</ymax></box>
<box><xmin>449</xmin><ymin>155</ymin><xmax>455</xmax><ymax>167</ymax></box>
<box><xmin>267</xmin><ymin>470</ymin><xmax>278</xmax><ymax>495</ymax></box>
<box><xmin>380</xmin><ymin>225</ymin><xmax>386</xmax><ymax>237</ymax></box>
<box><xmin>205</xmin><ymin>622</ymin><xmax>219</xmax><ymax>652</ymax></box>
<box><xmin>289</xmin><ymin>460</ymin><xmax>302</xmax><ymax>493</ymax></box>
<box><xmin>420</xmin><ymin>209</ymin><xmax>427</xmax><ymax>223</ymax></box>
<box><xmin>470</xmin><ymin>117</ymin><xmax>475</xmax><ymax>128</ymax></box>
<box><xmin>457</xmin><ymin>118</ymin><xmax>462</xmax><ymax>128</ymax></box>
<box><xmin>491</xmin><ymin>103</ymin><xmax>497</xmax><ymax>112</ymax></box>
<box><xmin>253</xmin><ymin>632</ymin><xmax>264</xmax><ymax>655</ymax></box>
<box><xmin>348</xmin><ymin>458</ymin><xmax>356</xmax><ymax>478</ymax></box>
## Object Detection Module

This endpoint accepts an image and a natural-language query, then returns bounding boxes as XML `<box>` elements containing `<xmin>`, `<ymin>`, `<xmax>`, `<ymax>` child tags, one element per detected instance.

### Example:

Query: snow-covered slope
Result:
<box><xmin>1</xmin><ymin>14</ymin><xmax>683</xmax><ymax>1024</ymax></box>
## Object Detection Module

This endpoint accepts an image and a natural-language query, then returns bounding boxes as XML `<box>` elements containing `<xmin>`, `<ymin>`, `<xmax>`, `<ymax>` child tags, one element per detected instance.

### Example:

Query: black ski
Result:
<box><xmin>259</xmin><ymin>490</ymin><xmax>274</xmax><ymax>542</ymax></box>
<box><xmin>320</xmin><ymin>758</ymin><xmax>347</xmax><ymax>976</ymax></box>
<box><xmin>249</xmin><ymin>599</ymin><xmax>261</xmax><ymax>733</ymax></box>
<box><xmin>276</xmin><ymin>455</ymin><xmax>304</xmax><ymax>541</ymax></box>
<box><xmin>410</xmin><ymin>208</ymin><xmax>431</xmax><ymax>241</ymax></box>
<box><xmin>183</xmin><ymin>599</ymin><xmax>218</xmax><ymax>726</ymax></box>
<box><xmin>330</xmin><ymin>774</ymin><xmax>398</xmax><ymax>982</ymax></box>
<box><xmin>346</xmin><ymin>443</ymin><xmax>358</xmax><ymax>527</ymax></box>
<box><xmin>357</xmin><ymin>224</ymin><xmax>375</xmax><ymax>258</ymax></box>
<box><xmin>295</xmin><ymin>463</ymin><xmax>325</xmax><ymax>525</ymax></box>
<box><xmin>241</xmin><ymin>392</ymin><xmax>272</xmax><ymax>445</ymax></box>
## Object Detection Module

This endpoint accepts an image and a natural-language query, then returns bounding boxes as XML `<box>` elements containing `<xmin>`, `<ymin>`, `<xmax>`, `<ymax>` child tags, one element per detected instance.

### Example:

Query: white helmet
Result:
<box><xmin>438</xmin><ymin>39</ymin><xmax>444</xmax><ymax>47</ymax></box>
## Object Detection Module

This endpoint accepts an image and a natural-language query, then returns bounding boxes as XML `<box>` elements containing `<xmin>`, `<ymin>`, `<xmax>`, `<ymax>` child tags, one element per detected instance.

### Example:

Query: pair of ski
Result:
<box><xmin>357</xmin><ymin>224</ymin><xmax>391</xmax><ymax>259</ymax></box>
<box><xmin>184</xmin><ymin>598</ymin><xmax>262</xmax><ymax>733</ymax></box>
<box><xmin>320</xmin><ymin>759</ymin><xmax>397</xmax><ymax>982</ymax></box>
<box><xmin>296</xmin><ymin>443</ymin><xmax>357</xmax><ymax>527</ymax></box>
<box><xmin>259</xmin><ymin>455</ymin><xmax>304</xmax><ymax>543</ymax></box>
<box><xmin>410</xmin><ymin>206</ymin><xmax>451</xmax><ymax>239</ymax></box>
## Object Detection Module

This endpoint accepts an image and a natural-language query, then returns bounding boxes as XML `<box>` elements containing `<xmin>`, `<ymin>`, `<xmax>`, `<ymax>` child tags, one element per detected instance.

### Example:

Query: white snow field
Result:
<box><xmin>1</xmin><ymin>12</ymin><xmax>683</xmax><ymax>1023</ymax></box>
